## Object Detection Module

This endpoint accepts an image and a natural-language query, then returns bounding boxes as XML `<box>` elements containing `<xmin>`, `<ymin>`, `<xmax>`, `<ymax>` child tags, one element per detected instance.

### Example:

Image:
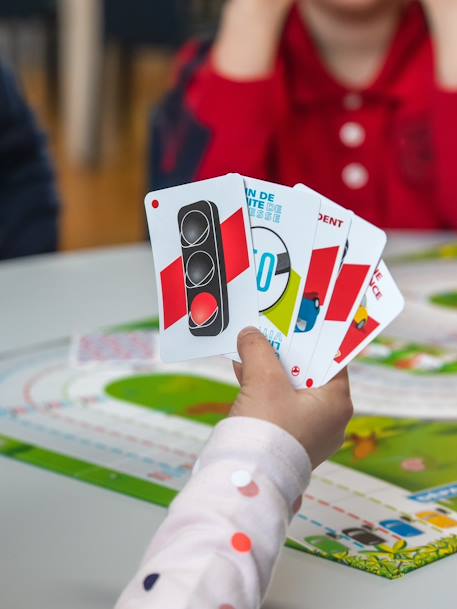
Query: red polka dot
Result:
<box><xmin>231</xmin><ymin>532</ymin><xmax>252</xmax><ymax>553</ymax></box>
<box><xmin>292</xmin><ymin>495</ymin><xmax>303</xmax><ymax>514</ymax></box>
<box><xmin>151</xmin><ymin>199</ymin><xmax>159</xmax><ymax>209</ymax></box>
<box><xmin>239</xmin><ymin>481</ymin><xmax>259</xmax><ymax>497</ymax></box>
<box><xmin>306</xmin><ymin>378</ymin><xmax>314</xmax><ymax>388</ymax></box>
<box><xmin>219</xmin><ymin>605</ymin><xmax>235</xmax><ymax>609</ymax></box>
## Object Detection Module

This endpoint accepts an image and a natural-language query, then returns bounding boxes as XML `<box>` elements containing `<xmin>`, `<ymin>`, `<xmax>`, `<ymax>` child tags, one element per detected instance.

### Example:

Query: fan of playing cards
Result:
<box><xmin>145</xmin><ymin>174</ymin><xmax>404</xmax><ymax>389</ymax></box>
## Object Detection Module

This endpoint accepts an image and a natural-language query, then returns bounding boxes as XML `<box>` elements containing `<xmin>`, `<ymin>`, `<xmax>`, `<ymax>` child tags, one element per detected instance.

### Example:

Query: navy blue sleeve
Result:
<box><xmin>0</xmin><ymin>62</ymin><xmax>60</xmax><ymax>260</ymax></box>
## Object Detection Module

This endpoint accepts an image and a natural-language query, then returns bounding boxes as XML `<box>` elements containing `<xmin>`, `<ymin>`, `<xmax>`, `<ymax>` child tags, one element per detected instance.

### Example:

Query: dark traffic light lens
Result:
<box><xmin>177</xmin><ymin>200</ymin><xmax>229</xmax><ymax>337</ymax></box>
<box><xmin>180</xmin><ymin>210</ymin><xmax>209</xmax><ymax>247</ymax></box>
<box><xmin>186</xmin><ymin>251</ymin><xmax>215</xmax><ymax>288</ymax></box>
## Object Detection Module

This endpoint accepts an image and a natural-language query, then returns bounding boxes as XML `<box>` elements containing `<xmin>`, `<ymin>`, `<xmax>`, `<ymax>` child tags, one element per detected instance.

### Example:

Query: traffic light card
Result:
<box><xmin>305</xmin><ymin>214</ymin><xmax>387</xmax><ymax>388</ymax></box>
<box><xmin>323</xmin><ymin>260</ymin><xmax>404</xmax><ymax>383</ymax></box>
<box><xmin>285</xmin><ymin>185</ymin><xmax>353</xmax><ymax>387</ymax></box>
<box><xmin>244</xmin><ymin>177</ymin><xmax>320</xmax><ymax>357</ymax></box>
<box><xmin>145</xmin><ymin>174</ymin><xmax>258</xmax><ymax>362</ymax></box>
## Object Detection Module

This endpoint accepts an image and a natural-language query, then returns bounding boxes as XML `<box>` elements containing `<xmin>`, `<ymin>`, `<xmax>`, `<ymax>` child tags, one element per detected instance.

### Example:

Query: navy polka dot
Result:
<box><xmin>143</xmin><ymin>573</ymin><xmax>160</xmax><ymax>591</ymax></box>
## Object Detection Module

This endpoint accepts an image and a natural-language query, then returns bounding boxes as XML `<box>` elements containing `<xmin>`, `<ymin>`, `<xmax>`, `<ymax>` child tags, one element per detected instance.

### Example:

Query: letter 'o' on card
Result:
<box><xmin>243</xmin><ymin>177</ymin><xmax>320</xmax><ymax>359</ymax></box>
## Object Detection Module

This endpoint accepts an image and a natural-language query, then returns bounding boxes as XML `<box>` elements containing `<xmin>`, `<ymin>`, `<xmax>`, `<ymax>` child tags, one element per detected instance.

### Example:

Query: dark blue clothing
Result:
<box><xmin>0</xmin><ymin>62</ymin><xmax>59</xmax><ymax>260</ymax></box>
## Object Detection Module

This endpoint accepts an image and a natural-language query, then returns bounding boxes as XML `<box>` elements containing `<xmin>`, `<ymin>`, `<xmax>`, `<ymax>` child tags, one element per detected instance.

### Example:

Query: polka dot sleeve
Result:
<box><xmin>114</xmin><ymin>416</ymin><xmax>312</xmax><ymax>609</ymax></box>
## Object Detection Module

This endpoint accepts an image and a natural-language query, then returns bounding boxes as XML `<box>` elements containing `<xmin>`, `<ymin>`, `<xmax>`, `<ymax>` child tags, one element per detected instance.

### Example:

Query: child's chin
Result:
<box><xmin>308</xmin><ymin>0</ymin><xmax>400</xmax><ymax>16</ymax></box>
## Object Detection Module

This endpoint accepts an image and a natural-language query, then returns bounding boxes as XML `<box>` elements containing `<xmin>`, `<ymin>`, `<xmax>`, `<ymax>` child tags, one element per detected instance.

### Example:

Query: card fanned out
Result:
<box><xmin>145</xmin><ymin>174</ymin><xmax>258</xmax><ymax>362</ymax></box>
<box><xmin>144</xmin><ymin>173</ymin><xmax>403</xmax><ymax>380</ymax></box>
<box><xmin>323</xmin><ymin>260</ymin><xmax>405</xmax><ymax>383</ymax></box>
<box><xmin>284</xmin><ymin>185</ymin><xmax>353</xmax><ymax>388</ymax></box>
<box><xmin>304</xmin><ymin>213</ymin><xmax>387</xmax><ymax>387</ymax></box>
<box><xmin>244</xmin><ymin>177</ymin><xmax>320</xmax><ymax>358</ymax></box>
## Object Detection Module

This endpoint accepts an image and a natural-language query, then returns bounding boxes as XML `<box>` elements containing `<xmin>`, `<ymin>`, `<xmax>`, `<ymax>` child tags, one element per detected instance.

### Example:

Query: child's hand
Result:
<box><xmin>213</xmin><ymin>0</ymin><xmax>295</xmax><ymax>80</ymax></box>
<box><xmin>231</xmin><ymin>327</ymin><xmax>354</xmax><ymax>468</ymax></box>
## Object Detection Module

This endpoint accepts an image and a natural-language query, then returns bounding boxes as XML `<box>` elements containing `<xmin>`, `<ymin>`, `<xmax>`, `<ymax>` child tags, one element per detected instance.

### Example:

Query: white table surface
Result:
<box><xmin>1</xmin><ymin>236</ymin><xmax>456</xmax><ymax>609</ymax></box>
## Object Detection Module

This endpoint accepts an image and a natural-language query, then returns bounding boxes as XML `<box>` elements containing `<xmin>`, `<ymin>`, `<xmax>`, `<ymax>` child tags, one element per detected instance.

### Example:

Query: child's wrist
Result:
<box><xmin>227</xmin><ymin>0</ymin><xmax>292</xmax><ymax>18</ymax></box>
<box><xmin>422</xmin><ymin>1</ymin><xmax>457</xmax><ymax>88</ymax></box>
<box><xmin>200</xmin><ymin>416</ymin><xmax>312</xmax><ymax>509</ymax></box>
<box><xmin>213</xmin><ymin>0</ymin><xmax>292</xmax><ymax>79</ymax></box>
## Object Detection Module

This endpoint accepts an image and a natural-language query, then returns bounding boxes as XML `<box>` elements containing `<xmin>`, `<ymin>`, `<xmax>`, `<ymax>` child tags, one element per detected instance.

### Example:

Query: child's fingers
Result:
<box><xmin>326</xmin><ymin>367</ymin><xmax>352</xmax><ymax>399</ymax></box>
<box><xmin>232</xmin><ymin>361</ymin><xmax>243</xmax><ymax>385</ymax></box>
<box><xmin>317</xmin><ymin>367</ymin><xmax>354</xmax><ymax>423</ymax></box>
<box><xmin>237</xmin><ymin>327</ymin><xmax>288</xmax><ymax>386</ymax></box>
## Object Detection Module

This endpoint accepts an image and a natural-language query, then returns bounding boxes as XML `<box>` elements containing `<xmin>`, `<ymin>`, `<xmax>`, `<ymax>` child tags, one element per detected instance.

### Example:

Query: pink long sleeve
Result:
<box><xmin>115</xmin><ymin>417</ymin><xmax>312</xmax><ymax>609</ymax></box>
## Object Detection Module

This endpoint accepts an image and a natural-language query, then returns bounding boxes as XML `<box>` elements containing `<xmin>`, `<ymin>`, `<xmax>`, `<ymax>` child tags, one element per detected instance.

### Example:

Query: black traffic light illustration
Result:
<box><xmin>178</xmin><ymin>200</ymin><xmax>229</xmax><ymax>336</ymax></box>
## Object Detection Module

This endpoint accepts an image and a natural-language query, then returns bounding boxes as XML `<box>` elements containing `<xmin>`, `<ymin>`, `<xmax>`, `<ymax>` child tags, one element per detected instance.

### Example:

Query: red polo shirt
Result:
<box><xmin>179</xmin><ymin>2</ymin><xmax>457</xmax><ymax>229</ymax></box>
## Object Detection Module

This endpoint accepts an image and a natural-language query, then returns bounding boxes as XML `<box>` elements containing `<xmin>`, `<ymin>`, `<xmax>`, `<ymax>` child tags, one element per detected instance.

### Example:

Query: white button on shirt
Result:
<box><xmin>340</xmin><ymin>122</ymin><xmax>365</xmax><ymax>148</ymax></box>
<box><xmin>342</xmin><ymin>163</ymin><xmax>369</xmax><ymax>189</ymax></box>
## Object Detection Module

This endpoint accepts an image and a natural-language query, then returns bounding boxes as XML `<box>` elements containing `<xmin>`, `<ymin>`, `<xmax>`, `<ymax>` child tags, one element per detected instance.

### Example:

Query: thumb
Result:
<box><xmin>237</xmin><ymin>327</ymin><xmax>288</xmax><ymax>386</ymax></box>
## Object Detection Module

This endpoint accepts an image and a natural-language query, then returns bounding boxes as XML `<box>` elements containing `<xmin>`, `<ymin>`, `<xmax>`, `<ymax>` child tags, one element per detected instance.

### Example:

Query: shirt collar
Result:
<box><xmin>280</xmin><ymin>1</ymin><xmax>429</xmax><ymax>107</ymax></box>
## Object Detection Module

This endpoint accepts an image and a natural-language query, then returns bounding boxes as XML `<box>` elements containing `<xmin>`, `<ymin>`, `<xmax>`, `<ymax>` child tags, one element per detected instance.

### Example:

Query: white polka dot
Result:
<box><xmin>339</xmin><ymin>122</ymin><xmax>365</xmax><ymax>148</ymax></box>
<box><xmin>231</xmin><ymin>470</ymin><xmax>252</xmax><ymax>488</ymax></box>
<box><xmin>342</xmin><ymin>163</ymin><xmax>369</xmax><ymax>189</ymax></box>
<box><xmin>343</xmin><ymin>92</ymin><xmax>363</xmax><ymax>110</ymax></box>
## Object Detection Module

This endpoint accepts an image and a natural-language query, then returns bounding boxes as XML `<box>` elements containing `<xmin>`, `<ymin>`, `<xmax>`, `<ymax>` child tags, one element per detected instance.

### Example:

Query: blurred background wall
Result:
<box><xmin>0</xmin><ymin>0</ymin><xmax>222</xmax><ymax>252</ymax></box>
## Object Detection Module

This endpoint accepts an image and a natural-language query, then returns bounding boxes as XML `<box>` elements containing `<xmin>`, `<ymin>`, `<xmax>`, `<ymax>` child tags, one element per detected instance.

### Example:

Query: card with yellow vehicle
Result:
<box><xmin>323</xmin><ymin>260</ymin><xmax>405</xmax><ymax>383</ymax></box>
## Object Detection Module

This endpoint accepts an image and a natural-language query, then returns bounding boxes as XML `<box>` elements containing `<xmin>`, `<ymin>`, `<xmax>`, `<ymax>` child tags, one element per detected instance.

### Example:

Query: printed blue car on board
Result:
<box><xmin>379</xmin><ymin>519</ymin><xmax>423</xmax><ymax>538</ymax></box>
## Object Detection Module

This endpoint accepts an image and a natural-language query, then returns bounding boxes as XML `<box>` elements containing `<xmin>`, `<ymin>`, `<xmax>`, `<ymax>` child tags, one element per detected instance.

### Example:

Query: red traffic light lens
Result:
<box><xmin>190</xmin><ymin>292</ymin><xmax>219</xmax><ymax>326</ymax></box>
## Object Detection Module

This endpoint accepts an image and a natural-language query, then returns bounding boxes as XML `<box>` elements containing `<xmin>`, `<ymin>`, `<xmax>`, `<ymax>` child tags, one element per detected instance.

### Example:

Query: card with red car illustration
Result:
<box><xmin>304</xmin><ymin>213</ymin><xmax>387</xmax><ymax>388</ymax></box>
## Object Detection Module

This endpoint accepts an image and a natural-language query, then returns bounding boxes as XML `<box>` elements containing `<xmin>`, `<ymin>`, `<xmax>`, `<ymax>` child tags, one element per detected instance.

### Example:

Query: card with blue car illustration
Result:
<box><xmin>285</xmin><ymin>185</ymin><xmax>353</xmax><ymax>387</ymax></box>
<box><xmin>305</xmin><ymin>213</ymin><xmax>387</xmax><ymax>388</ymax></box>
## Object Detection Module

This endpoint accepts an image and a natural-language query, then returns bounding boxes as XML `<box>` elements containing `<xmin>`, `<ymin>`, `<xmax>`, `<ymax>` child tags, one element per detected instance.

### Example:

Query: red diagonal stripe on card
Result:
<box><xmin>334</xmin><ymin>317</ymin><xmax>380</xmax><ymax>363</ymax></box>
<box><xmin>161</xmin><ymin>257</ymin><xmax>187</xmax><ymax>329</ymax></box>
<box><xmin>221</xmin><ymin>208</ymin><xmax>250</xmax><ymax>282</ymax></box>
<box><xmin>304</xmin><ymin>246</ymin><xmax>339</xmax><ymax>305</ymax></box>
<box><xmin>325</xmin><ymin>264</ymin><xmax>370</xmax><ymax>322</ymax></box>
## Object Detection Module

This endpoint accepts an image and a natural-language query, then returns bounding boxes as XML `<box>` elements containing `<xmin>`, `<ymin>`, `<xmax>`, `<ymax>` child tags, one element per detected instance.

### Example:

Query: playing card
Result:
<box><xmin>144</xmin><ymin>174</ymin><xmax>258</xmax><ymax>362</ymax></box>
<box><xmin>305</xmin><ymin>213</ymin><xmax>387</xmax><ymax>388</ymax></box>
<box><xmin>285</xmin><ymin>185</ymin><xmax>353</xmax><ymax>386</ymax></box>
<box><xmin>244</xmin><ymin>177</ymin><xmax>320</xmax><ymax>357</ymax></box>
<box><xmin>70</xmin><ymin>331</ymin><xmax>157</xmax><ymax>367</ymax></box>
<box><xmin>323</xmin><ymin>260</ymin><xmax>405</xmax><ymax>382</ymax></box>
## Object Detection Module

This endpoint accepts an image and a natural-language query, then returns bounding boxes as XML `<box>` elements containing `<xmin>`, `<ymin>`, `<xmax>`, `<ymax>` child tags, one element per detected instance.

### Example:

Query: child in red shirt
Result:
<box><xmin>155</xmin><ymin>0</ymin><xmax>457</xmax><ymax>230</ymax></box>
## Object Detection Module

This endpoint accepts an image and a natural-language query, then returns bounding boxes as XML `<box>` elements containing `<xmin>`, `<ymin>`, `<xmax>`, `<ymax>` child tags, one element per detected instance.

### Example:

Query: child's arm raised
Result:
<box><xmin>155</xmin><ymin>1</ymin><xmax>294</xmax><ymax>184</ymax></box>
<box><xmin>419</xmin><ymin>0</ymin><xmax>457</xmax><ymax>228</ymax></box>
<box><xmin>421</xmin><ymin>0</ymin><xmax>457</xmax><ymax>88</ymax></box>
<box><xmin>115</xmin><ymin>328</ymin><xmax>353</xmax><ymax>609</ymax></box>
<box><xmin>213</xmin><ymin>0</ymin><xmax>294</xmax><ymax>79</ymax></box>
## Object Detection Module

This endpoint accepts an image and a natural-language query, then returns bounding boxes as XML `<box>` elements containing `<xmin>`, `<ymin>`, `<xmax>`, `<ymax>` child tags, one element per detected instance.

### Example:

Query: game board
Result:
<box><xmin>1</xmin><ymin>243</ymin><xmax>457</xmax><ymax>579</ymax></box>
